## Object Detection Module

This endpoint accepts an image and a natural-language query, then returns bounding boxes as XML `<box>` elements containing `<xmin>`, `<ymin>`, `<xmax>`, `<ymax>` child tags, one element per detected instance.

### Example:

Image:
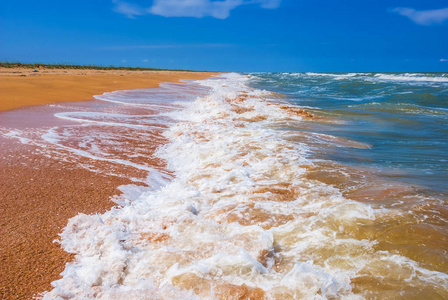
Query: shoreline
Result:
<box><xmin>0</xmin><ymin>69</ymin><xmax>217</xmax><ymax>299</ymax></box>
<box><xmin>0</xmin><ymin>68</ymin><xmax>219</xmax><ymax>112</ymax></box>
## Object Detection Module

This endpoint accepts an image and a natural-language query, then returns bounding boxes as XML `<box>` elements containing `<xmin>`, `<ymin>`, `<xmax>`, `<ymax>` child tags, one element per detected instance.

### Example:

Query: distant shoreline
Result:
<box><xmin>0</xmin><ymin>66</ymin><xmax>219</xmax><ymax>112</ymax></box>
<box><xmin>0</xmin><ymin>62</ymin><xmax>207</xmax><ymax>72</ymax></box>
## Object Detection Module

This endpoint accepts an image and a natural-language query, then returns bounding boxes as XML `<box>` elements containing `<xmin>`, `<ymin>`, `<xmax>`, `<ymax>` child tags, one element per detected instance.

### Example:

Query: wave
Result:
<box><xmin>273</xmin><ymin>72</ymin><xmax>448</xmax><ymax>84</ymax></box>
<box><xmin>373</xmin><ymin>73</ymin><xmax>448</xmax><ymax>83</ymax></box>
<box><xmin>41</xmin><ymin>74</ymin><xmax>448</xmax><ymax>299</ymax></box>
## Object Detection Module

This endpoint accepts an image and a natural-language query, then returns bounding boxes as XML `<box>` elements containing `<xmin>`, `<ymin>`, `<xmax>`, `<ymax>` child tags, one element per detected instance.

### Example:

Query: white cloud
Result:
<box><xmin>113</xmin><ymin>0</ymin><xmax>281</xmax><ymax>19</ymax></box>
<box><xmin>441</xmin><ymin>59</ymin><xmax>448</xmax><ymax>62</ymax></box>
<box><xmin>112</xmin><ymin>0</ymin><xmax>146</xmax><ymax>18</ymax></box>
<box><xmin>150</xmin><ymin>0</ymin><xmax>242</xmax><ymax>19</ymax></box>
<box><xmin>392</xmin><ymin>7</ymin><xmax>448</xmax><ymax>26</ymax></box>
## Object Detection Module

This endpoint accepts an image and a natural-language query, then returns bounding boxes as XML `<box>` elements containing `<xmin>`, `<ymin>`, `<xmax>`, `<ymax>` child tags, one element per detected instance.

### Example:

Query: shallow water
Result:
<box><xmin>249</xmin><ymin>72</ymin><xmax>448</xmax><ymax>194</ymax></box>
<box><xmin>2</xmin><ymin>73</ymin><xmax>447</xmax><ymax>299</ymax></box>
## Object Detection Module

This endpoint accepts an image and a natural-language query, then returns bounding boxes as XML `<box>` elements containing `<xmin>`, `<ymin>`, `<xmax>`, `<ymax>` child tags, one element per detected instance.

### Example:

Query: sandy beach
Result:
<box><xmin>0</xmin><ymin>67</ymin><xmax>216</xmax><ymax>112</ymax></box>
<box><xmin>2</xmin><ymin>0</ymin><xmax>447</xmax><ymax>297</ymax></box>
<box><xmin>0</xmin><ymin>68</ymin><xmax>216</xmax><ymax>299</ymax></box>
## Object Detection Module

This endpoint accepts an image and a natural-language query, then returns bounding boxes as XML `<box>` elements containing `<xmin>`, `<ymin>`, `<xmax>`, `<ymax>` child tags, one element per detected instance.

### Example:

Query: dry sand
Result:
<box><xmin>0</xmin><ymin>68</ymin><xmax>217</xmax><ymax>299</ymax></box>
<box><xmin>0</xmin><ymin>67</ymin><xmax>217</xmax><ymax>112</ymax></box>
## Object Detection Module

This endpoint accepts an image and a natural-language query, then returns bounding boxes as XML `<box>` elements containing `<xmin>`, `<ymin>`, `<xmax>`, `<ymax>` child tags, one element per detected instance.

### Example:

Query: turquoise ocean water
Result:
<box><xmin>249</xmin><ymin>72</ymin><xmax>448</xmax><ymax>194</ymax></box>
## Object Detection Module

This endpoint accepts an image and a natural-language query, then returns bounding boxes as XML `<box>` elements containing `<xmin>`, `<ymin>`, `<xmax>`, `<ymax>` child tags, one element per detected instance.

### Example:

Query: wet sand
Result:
<box><xmin>0</xmin><ymin>69</ymin><xmax>216</xmax><ymax>299</ymax></box>
<box><xmin>0</xmin><ymin>138</ymin><xmax>137</xmax><ymax>299</ymax></box>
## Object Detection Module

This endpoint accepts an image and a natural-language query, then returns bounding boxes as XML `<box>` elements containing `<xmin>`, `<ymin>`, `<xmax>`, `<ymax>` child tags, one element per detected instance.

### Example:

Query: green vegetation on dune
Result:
<box><xmin>0</xmin><ymin>62</ymin><xmax>202</xmax><ymax>72</ymax></box>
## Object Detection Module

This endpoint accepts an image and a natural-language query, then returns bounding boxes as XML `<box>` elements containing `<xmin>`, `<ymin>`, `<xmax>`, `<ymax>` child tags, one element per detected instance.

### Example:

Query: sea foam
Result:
<box><xmin>41</xmin><ymin>73</ymin><xmax>448</xmax><ymax>299</ymax></box>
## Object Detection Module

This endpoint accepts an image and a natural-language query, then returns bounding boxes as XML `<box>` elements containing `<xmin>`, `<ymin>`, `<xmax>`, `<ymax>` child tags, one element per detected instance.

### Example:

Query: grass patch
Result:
<box><xmin>0</xmin><ymin>62</ymin><xmax>203</xmax><ymax>72</ymax></box>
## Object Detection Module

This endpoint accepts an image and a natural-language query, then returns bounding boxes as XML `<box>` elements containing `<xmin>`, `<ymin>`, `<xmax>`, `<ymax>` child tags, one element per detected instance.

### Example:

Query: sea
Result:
<box><xmin>5</xmin><ymin>73</ymin><xmax>447</xmax><ymax>299</ymax></box>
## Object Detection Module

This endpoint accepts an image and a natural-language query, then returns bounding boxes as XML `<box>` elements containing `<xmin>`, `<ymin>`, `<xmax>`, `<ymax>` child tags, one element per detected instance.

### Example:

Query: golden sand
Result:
<box><xmin>0</xmin><ymin>68</ymin><xmax>218</xmax><ymax>112</ymax></box>
<box><xmin>0</xmin><ymin>68</ymin><xmax>217</xmax><ymax>299</ymax></box>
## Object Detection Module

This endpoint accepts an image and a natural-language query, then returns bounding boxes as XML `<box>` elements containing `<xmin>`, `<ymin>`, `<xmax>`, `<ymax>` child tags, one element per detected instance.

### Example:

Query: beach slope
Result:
<box><xmin>0</xmin><ymin>68</ymin><xmax>216</xmax><ymax>299</ymax></box>
<box><xmin>0</xmin><ymin>67</ymin><xmax>216</xmax><ymax>112</ymax></box>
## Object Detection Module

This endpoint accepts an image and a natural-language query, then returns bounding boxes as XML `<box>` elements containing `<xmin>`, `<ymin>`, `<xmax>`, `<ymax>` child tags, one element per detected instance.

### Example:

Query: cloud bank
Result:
<box><xmin>113</xmin><ymin>0</ymin><xmax>281</xmax><ymax>19</ymax></box>
<box><xmin>392</xmin><ymin>7</ymin><xmax>448</xmax><ymax>25</ymax></box>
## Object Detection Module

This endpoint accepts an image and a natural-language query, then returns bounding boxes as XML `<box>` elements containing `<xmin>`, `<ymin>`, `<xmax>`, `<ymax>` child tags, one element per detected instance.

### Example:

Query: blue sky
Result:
<box><xmin>0</xmin><ymin>0</ymin><xmax>447</xmax><ymax>72</ymax></box>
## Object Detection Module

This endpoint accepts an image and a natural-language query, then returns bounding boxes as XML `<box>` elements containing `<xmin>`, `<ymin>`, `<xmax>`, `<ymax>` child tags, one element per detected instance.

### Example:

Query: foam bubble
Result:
<box><xmin>3</xmin><ymin>129</ymin><xmax>32</xmax><ymax>144</ymax></box>
<box><xmin>42</xmin><ymin>73</ymin><xmax>448</xmax><ymax>299</ymax></box>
